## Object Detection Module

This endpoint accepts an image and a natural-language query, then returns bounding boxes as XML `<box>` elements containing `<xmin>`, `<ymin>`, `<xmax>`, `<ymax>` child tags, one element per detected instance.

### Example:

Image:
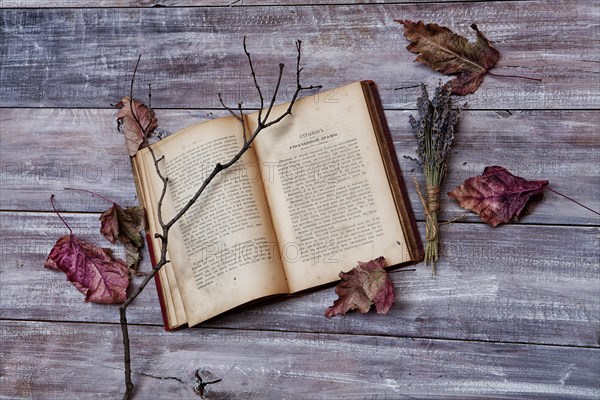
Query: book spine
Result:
<box><xmin>144</xmin><ymin>232</ymin><xmax>174</xmax><ymax>331</ymax></box>
<box><xmin>130</xmin><ymin>156</ymin><xmax>173</xmax><ymax>331</ymax></box>
<box><xmin>362</xmin><ymin>80</ymin><xmax>424</xmax><ymax>262</ymax></box>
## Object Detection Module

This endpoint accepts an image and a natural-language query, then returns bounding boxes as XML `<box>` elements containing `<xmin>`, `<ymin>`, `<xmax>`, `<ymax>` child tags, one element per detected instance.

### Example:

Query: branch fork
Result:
<box><xmin>118</xmin><ymin>38</ymin><xmax>320</xmax><ymax>399</ymax></box>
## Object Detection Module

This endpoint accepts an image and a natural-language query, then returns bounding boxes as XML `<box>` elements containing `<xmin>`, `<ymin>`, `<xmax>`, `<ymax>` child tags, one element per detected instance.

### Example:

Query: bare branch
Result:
<box><xmin>119</xmin><ymin>39</ymin><xmax>319</xmax><ymax>400</ymax></box>
<box><xmin>262</xmin><ymin>40</ymin><xmax>321</xmax><ymax>129</ymax></box>
<box><xmin>238</xmin><ymin>102</ymin><xmax>247</xmax><ymax>144</ymax></box>
<box><xmin>218</xmin><ymin>93</ymin><xmax>244</xmax><ymax>122</ymax></box>
<box><xmin>218</xmin><ymin>94</ymin><xmax>247</xmax><ymax>143</ymax></box>
<box><xmin>243</xmin><ymin>35</ymin><xmax>264</xmax><ymax>123</ymax></box>
<box><xmin>147</xmin><ymin>145</ymin><xmax>169</xmax><ymax>228</ymax></box>
<box><xmin>120</xmin><ymin>54</ymin><xmax>173</xmax><ymax>399</ymax></box>
<box><xmin>260</xmin><ymin>63</ymin><xmax>285</xmax><ymax>125</ymax></box>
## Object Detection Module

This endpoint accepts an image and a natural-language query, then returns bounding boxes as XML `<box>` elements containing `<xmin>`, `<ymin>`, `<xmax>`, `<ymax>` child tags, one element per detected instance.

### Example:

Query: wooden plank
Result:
<box><xmin>1</xmin><ymin>320</ymin><xmax>599</xmax><ymax>399</ymax></box>
<box><xmin>2</xmin><ymin>108</ymin><xmax>598</xmax><ymax>225</ymax></box>
<box><xmin>1</xmin><ymin>1</ymin><xmax>599</xmax><ymax>109</ymax></box>
<box><xmin>0</xmin><ymin>211</ymin><xmax>164</xmax><ymax>326</ymax></box>
<box><xmin>0</xmin><ymin>108</ymin><xmax>221</xmax><ymax>213</ymax></box>
<box><xmin>2</xmin><ymin>211</ymin><xmax>598</xmax><ymax>347</ymax></box>
<box><xmin>0</xmin><ymin>0</ymin><xmax>487</xmax><ymax>8</ymax></box>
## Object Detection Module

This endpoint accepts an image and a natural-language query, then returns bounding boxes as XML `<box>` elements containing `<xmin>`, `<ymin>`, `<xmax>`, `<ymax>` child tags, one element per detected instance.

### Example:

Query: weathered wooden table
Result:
<box><xmin>1</xmin><ymin>1</ymin><xmax>599</xmax><ymax>398</ymax></box>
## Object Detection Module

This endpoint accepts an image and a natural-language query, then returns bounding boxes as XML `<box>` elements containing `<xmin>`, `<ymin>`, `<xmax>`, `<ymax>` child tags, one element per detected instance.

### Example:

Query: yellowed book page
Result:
<box><xmin>133</xmin><ymin>155</ymin><xmax>186</xmax><ymax>328</ymax></box>
<box><xmin>251</xmin><ymin>82</ymin><xmax>410</xmax><ymax>292</ymax></box>
<box><xmin>137</xmin><ymin>116</ymin><xmax>288</xmax><ymax>327</ymax></box>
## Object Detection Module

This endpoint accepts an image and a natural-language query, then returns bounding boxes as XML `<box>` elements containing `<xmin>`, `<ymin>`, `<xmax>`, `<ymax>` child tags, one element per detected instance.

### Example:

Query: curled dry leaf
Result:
<box><xmin>325</xmin><ymin>257</ymin><xmax>394</xmax><ymax>318</ymax></box>
<box><xmin>100</xmin><ymin>204</ymin><xmax>146</xmax><ymax>271</ymax></box>
<box><xmin>45</xmin><ymin>234</ymin><xmax>130</xmax><ymax>304</ymax></box>
<box><xmin>115</xmin><ymin>96</ymin><xmax>157</xmax><ymax>156</ymax></box>
<box><xmin>396</xmin><ymin>20</ymin><xmax>500</xmax><ymax>95</ymax></box>
<box><xmin>448</xmin><ymin>166</ymin><xmax>548</xmax><ymax>226</ymax></box>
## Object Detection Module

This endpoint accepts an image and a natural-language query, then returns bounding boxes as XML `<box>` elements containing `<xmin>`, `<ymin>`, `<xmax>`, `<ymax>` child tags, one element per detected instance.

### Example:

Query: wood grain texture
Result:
<box><xmin>1</xmin><ymin>320</ymin><xmax>599</xmax><ymax>399</ymax></box>
<box><xmin>2</xmin><ymin>211</ymin><xmax>598</xmax><ymax>347</ymax></box>
<box><xmin>1</xmin><ymin>2</ymin><xmax>599</xmax><ymax>398</ymax></box>
<box><xmin>0</xmin><ymin>0</ymin><xmax>487</xmax><ymax>8</ymax></box>
<box><xmin>2</xmin><ymin>108</ymin><xmax>598</xmax><ymax>225</ymax></box>
<box><xmin>1</xmin><ymin>1</ymin><xmax>599</xmax><ymax>109</ymax></box>
<box><xmin>0</xmin><ymin>108</ymin><xmax>219</xmax><ymax>213</ymax></box>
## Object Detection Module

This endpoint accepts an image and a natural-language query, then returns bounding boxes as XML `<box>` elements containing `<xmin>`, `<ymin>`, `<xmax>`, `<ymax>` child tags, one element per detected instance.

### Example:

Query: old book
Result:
<box><xmin>132</xmin><ymin>81</ymin><xmax>423</xmax><ymax>330</ymax></box>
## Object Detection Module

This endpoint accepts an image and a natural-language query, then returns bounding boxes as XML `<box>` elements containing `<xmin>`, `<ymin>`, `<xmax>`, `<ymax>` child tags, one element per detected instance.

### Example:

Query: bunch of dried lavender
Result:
<box><xmin>406</xmin><ymin>83</ymin><xmax>461</xmax><ymax>272</ymax></box>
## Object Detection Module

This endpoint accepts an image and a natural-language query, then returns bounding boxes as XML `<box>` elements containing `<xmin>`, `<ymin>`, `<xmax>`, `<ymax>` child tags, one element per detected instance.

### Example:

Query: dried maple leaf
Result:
<box><xmin>325</xmin><ymin>257</ymin><xmax>394</xmax><ymax>318</ymax></box>
<box><xmin>448</xmin><ymin>166</ymin><xmax>548</xmax><ymax>226</ymax></box>
<box><xmin>100</xmin><ymin>204</ymin><xmax>146</xmax><ymax>271</ymax></box>
<box><xmin>396</xmin><ymin>20</ymin><xmax>500</xmax><ymax>95</ymax></box>
<box><xmin>115</xmin><ymin>96</ymin><xmax>157</xmax><ymax>156</ymax></box>
<box><xmin>45</xmin><ymin>234</ymin><xmax>130</xmax><ymax>304</ymax></box>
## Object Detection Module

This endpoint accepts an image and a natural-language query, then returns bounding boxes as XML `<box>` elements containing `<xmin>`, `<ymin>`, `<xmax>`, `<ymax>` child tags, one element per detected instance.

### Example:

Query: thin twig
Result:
<box><xmin>260</xmin><ymin>63</ymin><xmax>285</xmax><ymax>124</ymax></box>
<box><xmin>218</xmin><ymin>95</ymin><xmax>247</xmax><ymax>143</ymax></box>
<box><xmin>243</xmin><ymin>36</ymin><xmax>264</xmax><ymax>123</ymax></box>
<box><xmin>237</xmin><ymin>102</ymin><xmax>247</xmax><ymax>144</ymax></box>
<box><xmin>118</xmin><ymin>39</ymin><xmax>319</xmax><ymax>400</ymax></box>
<box><xmin>218</xmin><ymin>93</ymin><xmax>243</xmax><ymax>121</ymax></box>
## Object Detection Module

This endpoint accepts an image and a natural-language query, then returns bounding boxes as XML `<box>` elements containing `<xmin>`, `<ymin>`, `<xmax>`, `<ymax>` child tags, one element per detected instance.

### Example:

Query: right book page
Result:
<box><xmin>251</xmin><ymin>81</ymin><xmax>418</xmax><ymax>293</ymax></box>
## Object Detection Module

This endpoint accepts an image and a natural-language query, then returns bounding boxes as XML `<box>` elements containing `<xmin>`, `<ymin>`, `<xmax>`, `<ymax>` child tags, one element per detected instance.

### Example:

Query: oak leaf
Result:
<box><xmin>115</xmin><ymin>96</ymin><xmax>157</xmax><ymax>156</ymax></box>
<box><xmin>396</xmin><ymin>20</ymin><xmax>500</xmax><ymax>95</ymax></box>
<box><xmin>325</xmin><ymin>257</ymin><xmax>394</xmax><ymax>318</ymax></box>
<box><xmin>100</xmin><ymin>204</ymin><xmax>146</xmax><ymax>271</ymax></box>
<box><xmin>45</xmin><ymin>234</ymin><xmax>130</xmax><ymax>304</ymax></box>
<box><xmin>448</xmin><ymin>166</ymin><xmax>548</xmax><ymax>226</ymax></box>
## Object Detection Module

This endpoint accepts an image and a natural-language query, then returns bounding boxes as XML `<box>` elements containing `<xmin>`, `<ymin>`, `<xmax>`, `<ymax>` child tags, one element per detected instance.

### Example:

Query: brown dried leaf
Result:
<box><xmin>45</xmin><ymin>234</ymin><xmax>129</xmax><ymax>304</ymax></box>
<box><xmin>448</xmin><ymin>166</ymin><xmax>548</xmax><ymax>226</ymax></box>
<box><xmin>100</xmin><ymin>203</ymin><xmax>146</xmax><ymax>270</ymax></box>
<box><xmin>115</xmin><ymin>96</ymin><xmax>157</xmax><ymax>156</ymax></box>
<box><xmin>396</xmin><ymin>20</ymin><xmax>500</xmax><ymax>95</ymax></box>
<box><xmin>325</xmin><ymin>257</ymin><xmax>394</xmax><ymax>318</ymax></box>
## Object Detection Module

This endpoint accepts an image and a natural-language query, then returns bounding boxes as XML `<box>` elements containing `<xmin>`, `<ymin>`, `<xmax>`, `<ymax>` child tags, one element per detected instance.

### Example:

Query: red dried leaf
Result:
<box><xmin>115</xmin><ymin>96</ymin><xmax>157</xmax><ymax>156</ymax></box>
<box><xmin>45</xmin><ymin>234</ymin><xmax>129</xmax><ymax>304</ymax></box>
<box><xmin>396</xmin><ymin>20</ymin><xmax>500</xmax><ymax>95</ymax></box>
<box><xmin>448</xmin><ymin>166</ymin><xmax>548</xmax><ymax>226</ymax></box>
<box><xmin>100</xmin><ymin>203</ymin><xmax>146</xmax><ymax>270</ymax></box>
<box><xmin>325</xmin><ymin>257</ymin><xmax>394</xmax><ymax>318</ymax></box>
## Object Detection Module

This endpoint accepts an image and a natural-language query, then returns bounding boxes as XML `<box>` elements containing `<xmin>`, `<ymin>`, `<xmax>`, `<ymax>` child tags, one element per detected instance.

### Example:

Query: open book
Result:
<box><xmin>132</xmin><ymin>81</ymin><xmax>422</xmax><ymax>329</ymax></box>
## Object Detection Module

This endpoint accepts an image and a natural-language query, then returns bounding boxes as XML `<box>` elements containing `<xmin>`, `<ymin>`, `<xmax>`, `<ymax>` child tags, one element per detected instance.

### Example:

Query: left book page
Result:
<box><xmin>133</xmin><ymin>116</ymin><xmax>289</xmax><ymax>328</ymax></box>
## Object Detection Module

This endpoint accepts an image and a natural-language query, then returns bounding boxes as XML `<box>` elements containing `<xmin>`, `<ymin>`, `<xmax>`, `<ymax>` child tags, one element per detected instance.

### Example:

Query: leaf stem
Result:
<box><xmin>64</xmin><ymin>187</ymin><xmax>115</xmax><ymax>204</ymax></box>
<box><xmin>545</xmin><ymin>187</ymin><xmax>600</xmax><ymax>216</ymax></box>
<box><xmin>50</xmin><ymin>194</ymin><xmax>73</xmax><ymax>234</ymax></box>
<box><xmin>487</xmin><ymin>71</ymin><xmax>542</xmax><ymax>82</ymax></box>
<box><xmin>130</xmin><ymin>55</ymin><xmax>141</xmax><ymax>101</ymax></box>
